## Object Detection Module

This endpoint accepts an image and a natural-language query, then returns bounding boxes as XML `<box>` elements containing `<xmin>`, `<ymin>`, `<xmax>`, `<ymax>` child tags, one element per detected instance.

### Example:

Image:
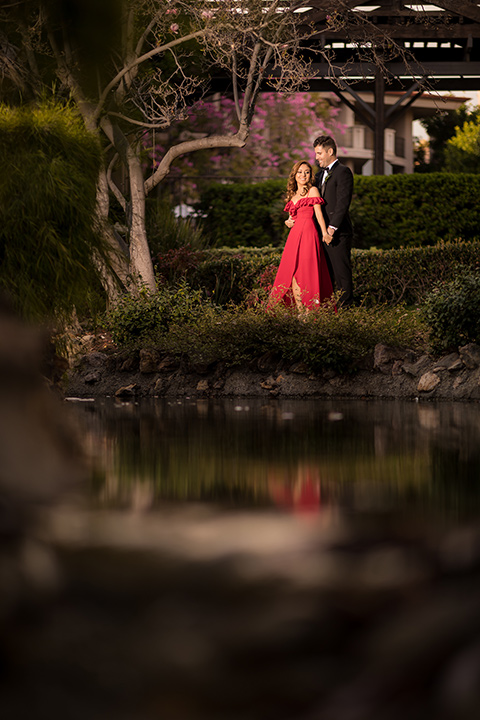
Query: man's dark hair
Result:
<box><xmin>313</xmin><ymin>135</ymin><xmax>337</xmax><ymax>154</ymax></box>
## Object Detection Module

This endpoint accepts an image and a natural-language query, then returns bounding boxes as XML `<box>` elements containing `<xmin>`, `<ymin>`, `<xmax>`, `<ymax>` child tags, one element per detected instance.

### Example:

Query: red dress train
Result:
<box><xmin>269</xmin><ymin>196</ymin><xmax>333</xmax><ymax>309</ymax></box>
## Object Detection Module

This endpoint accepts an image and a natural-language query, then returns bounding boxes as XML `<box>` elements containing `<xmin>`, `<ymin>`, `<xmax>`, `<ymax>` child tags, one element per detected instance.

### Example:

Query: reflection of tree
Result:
<box><xmin>431</xmin><ymin>446</ymin><xmax>480</xmax><ymax>519</ymax></box>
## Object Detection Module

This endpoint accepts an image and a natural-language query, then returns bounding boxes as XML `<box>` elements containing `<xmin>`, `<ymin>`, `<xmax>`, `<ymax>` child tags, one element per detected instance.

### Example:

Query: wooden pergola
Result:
<box><xmin>295</xmin><ymin>1</ymin><xmax>480</xmax><ymax>173</ymax></box>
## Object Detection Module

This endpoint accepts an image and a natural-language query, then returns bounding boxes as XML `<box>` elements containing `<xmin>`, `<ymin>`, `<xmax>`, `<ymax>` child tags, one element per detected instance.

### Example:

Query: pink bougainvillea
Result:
<box><xmin>146</xmin><ymin>92</ymin><xmax>346</xmax><ymax>203</ymax></box>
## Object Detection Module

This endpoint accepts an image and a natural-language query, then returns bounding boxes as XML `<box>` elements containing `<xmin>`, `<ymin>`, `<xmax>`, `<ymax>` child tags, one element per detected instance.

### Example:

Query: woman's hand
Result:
<box><xmin>285</xmin><ymin>216</ymin><xmax>294</xmax><ymax>229</ymax></box>
<box><xmin>323</xmin><ymin>233</ymin><xmax>331</xmax><ymax>244</ymax></box>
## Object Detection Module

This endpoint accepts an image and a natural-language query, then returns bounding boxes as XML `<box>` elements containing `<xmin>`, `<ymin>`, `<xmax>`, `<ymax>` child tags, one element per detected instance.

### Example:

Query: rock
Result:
<box><xmin>432</xmin><ymin>352</ymin><xmax>460</xmax><ymax>371</ymax></box>
<box><xmin>447</xmin><ymin>359</ymin><xmax>464</xmax><ymax>372</ymax></box>
<box><xmin>158</xmin><ymin>356</ymin><xmax>178</xmax><ymax>372</ymax></box>
<box><xmin>459</xmin><ymin>343</ymin><xmax>480</xmax><ymax>369</ymax></box>
<box><xmin>374</xmin><ymin>344</ymin><xmax>414</xmax><ymax>374</ymax></box>
<box><xmin>152</xmin><ymin>377</ymin><xmax>164</xmax><ymax>395</ymax></box>
<box><xmin>196</xmin><ymin>380</ymin><xmax>209</xmax><ymax>392</ymax></box>
<box><xmin>81</xmin><ymin>351</ymin><xmax>108</xmax><ymax>369</ymax></box>
<box><xmin>139</xmin><ymin>348</ymin><xmax>159</xmax><ymax>374</ymax></box>
<box><xmin>83</xmin><ymin>372</ymin><xmax>99</xmax><ymax>385</ymax></box>
<box><xmin>402</xmin><ymin>354</ymin><xmax>431</xmax><ymax>377</ymax></box>
<box><xmin>114</xmin><ymin>383</ymin><xmax>138</xmax><ymax>398</ymax></box>
<box><xmin>392</xmin><ymin>360</ymin><xmax>403</xmax><ymax>376</ymax></box>
<box><xmin>260</xmin><ymin>376</ymin><xmax>277</xmax><ymax>390</ymax></box>
<box><xmin>289</xmin><ymin>361</ymin><xmax>308</xmax><ymax>374</ymax></box>
<box><xmin>119</xmin><ymin>355</ymin><xmax>138</xmax><ymax>372</ymax></box>
<box><xmin>418</xmin><ymin>372</ymin><xmax>441</xmax><ymax>393</ymax></box>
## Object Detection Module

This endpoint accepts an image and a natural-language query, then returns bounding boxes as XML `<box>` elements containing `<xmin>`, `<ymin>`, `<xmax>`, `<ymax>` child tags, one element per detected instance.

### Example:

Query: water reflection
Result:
<box><xmin>68</xmin><ymin>397</ymin><xmax>480</xmax><ymax>521</ymax></box>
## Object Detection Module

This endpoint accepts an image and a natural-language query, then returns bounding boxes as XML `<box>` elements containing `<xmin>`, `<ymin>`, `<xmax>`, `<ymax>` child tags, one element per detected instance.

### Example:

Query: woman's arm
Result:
<box><xmin>313</xmin><ymin>204</ymin><xmax>328</xmax><ymax>236</ymax></box>
<box><xmin>309</xmin><ymin>188</ymin><xmax>329</xmax><ymax>241</ymax></box>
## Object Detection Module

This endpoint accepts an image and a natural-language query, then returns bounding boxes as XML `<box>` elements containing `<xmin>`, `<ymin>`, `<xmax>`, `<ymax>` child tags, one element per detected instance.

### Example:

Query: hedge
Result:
<box><xmin>196</xmin><ymin>179</ymin><xmax>287</xmax><ymax>248</ymax></box>
<box><xmin>155</xmin><ymin>240</ymin><xmax>480</xmax><ymax>308</ymax></box>
<box><xmin>196</xmin><ymin>173</ymin><xmax>480</xmax><ymax>250</ymax></box>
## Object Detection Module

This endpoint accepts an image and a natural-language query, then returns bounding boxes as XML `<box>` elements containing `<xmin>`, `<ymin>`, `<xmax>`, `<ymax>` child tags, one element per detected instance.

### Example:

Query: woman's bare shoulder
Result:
<box><xmin>308</xmin><ymin>186</ymin><xmax>320</xmax><ymax>197</ymax></box>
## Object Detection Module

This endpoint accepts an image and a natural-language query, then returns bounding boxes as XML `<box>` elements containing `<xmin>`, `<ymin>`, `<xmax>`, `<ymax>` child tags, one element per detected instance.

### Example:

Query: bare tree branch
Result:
<box><xmin>145</xmin><ymin>132</ymin><xmax>248</xmax><ymax>193</ymax></box>
<box><xmin>94</xmin><ymin>30</ymin><xmax>205</xmax><ymax>123</ymax></box>
<box><xmin>107</xmin><ymin>153</ymin><xmax>127</xmax><ymax>212</ymax></box>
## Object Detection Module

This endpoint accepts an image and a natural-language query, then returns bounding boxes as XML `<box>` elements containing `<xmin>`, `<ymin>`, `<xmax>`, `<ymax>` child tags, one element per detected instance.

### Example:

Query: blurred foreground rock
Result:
<box><xmin>3</xmin><ymin>508</ymin><xmax>480</xmax><ymax>720</ymax></box>
<box><xmin>3</xmin><ymin>307</ymin><xmax>480</xmax><ymax>719</ymax></box>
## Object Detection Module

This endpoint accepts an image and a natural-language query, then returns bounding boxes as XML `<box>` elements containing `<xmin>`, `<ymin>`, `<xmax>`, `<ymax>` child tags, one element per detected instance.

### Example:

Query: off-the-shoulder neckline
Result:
<box><xmin>287</xmin><ymin>195</ymin><xmax>321</xmax><ymax>207</ymax></box>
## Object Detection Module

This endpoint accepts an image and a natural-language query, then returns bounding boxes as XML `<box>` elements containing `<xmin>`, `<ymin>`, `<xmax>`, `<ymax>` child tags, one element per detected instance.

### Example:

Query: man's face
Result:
<box><xmin>314</xmin><ymin>145</ymin><xmax>334</xmax><ymax>169</ymax></box>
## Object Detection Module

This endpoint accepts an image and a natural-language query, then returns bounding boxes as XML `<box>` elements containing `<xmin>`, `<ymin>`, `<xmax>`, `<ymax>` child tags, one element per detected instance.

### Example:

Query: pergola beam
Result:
<box><xmin>306</xmin><ymin>61</ymin><xmax>480</xmax><ymax>79</ymax></box>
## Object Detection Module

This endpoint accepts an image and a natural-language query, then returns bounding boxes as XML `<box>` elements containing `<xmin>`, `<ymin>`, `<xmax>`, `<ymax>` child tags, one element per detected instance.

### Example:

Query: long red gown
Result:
<box><xmin>269</xmin><ymin>196</ymin><xmax>333</xmax><ymax>309</ymax></box>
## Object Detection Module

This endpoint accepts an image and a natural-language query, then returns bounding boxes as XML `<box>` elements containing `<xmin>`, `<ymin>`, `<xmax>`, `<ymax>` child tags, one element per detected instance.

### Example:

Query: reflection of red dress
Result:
<box><xmin>270</xmin><ymin>197</ymin><xmax>333</xmax><ymax>309</ymax></box>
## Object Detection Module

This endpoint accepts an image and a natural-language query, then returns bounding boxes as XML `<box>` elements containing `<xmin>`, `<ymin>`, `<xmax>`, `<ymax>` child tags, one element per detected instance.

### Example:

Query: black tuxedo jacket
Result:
<box><xmin>314</xmin><ymin>161</ymin><xmax>354</xmax><ymax>236</ymax></box>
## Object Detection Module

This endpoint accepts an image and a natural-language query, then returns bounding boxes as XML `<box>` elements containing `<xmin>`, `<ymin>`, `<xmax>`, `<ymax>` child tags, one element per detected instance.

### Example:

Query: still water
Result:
<box><xmin>68</xmin><ymin>397</ymin><xmax>480</xmax><ymax>523</ymax></box>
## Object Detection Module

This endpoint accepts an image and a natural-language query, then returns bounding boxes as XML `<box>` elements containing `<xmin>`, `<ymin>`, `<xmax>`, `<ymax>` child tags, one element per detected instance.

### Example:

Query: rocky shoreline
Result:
<box><xmin>64</xmin><ymin>336</ymin><xmax>480</xmax><ymax>402</ymax></box>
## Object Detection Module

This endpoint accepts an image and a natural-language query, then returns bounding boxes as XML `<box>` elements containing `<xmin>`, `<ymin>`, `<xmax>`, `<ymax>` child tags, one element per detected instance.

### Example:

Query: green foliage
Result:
<box><xmin>0</xmin><ymin>101</ymin><xmax>109</xmax><ymax>322</ymax></box>
<box><xmin>153</xmin><ymin>239</ymin><xmax>480</xmax><ymax>309</ymax></box>
<box><xmin>197</xmin><ymin>174</ymin><xmax>480</xmax><ymax>250</ymax></box>
<box><xmin>155</xmin><ymin>245</ymin><xmax>281</xmax><ymax>305</ymax></box>
<box><xmin>418</xmin><ymin>104</ymin><xmax>480</xmax><ymax>172</ymax></box>
<box><xmin>106</xmin><ymin>289</ymin><xmax>427</xmax><ymax>373</ymax></box>
<box><xmin>445</xmin><ymin>119</ymin><xmax>480</xmax><ymax>173</ymax></box>
<box><xmin>145</xmin><ymin>197</ymin><xmax>207</xmax><ymax>255</ymax></box>
<box><xmin>353</xmin><ymin>240</ymin><xmax>480</xmax><ymax>306</ymax></box>
<box><xmin>196</xmin><ymin>179</ymin><xmax>287</xmax><ymax>247</ymax></box>
<box><xmin>350</xmin><ymin>173</ymin><xmax>480</xmax><ymax>248</ymax></box>
<box><xmin>423</xmin><ymin>273</ymin><xmax>480</xmax><ymax>352</ymax></box>
<box><xmin>105</xmin><ymin>281</ymin><xmax>205</xmax><ymax>346</ymax></box>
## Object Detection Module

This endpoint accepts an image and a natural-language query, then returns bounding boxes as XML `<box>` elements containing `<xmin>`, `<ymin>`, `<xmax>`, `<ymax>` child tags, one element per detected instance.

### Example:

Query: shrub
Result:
<box><xmin>353</xmin><ymin>240</ymin><xmax>480</xmax><ymax>306</ymax></box>
<box><xmin>106</xmin><ymin>288</ymin><xmax>427</xmax><ymax>373</ymax></box>
<box><xmin>196</xmin><ymin>179</ymin><xmax>287</xmax><ymax>247</ymax></box>
<box><xmin>105</xmin><ymin>281</ymin><xmax>206</xmax><ymax>346</ymax></box>
<box><xmin>423</xmin><ymin>272</ymin><xmax>480</xmax><ymax>352</ymax></box>
<box><xmin>153</xmin><ymin>240</ymin><xmax>480</xmax><ymax>309</ymax></box>
<box><xmin>146</xmin><ymin>198</ymin><xmax>207</xmax><ymax>255</ymax></box>
<box><xmin>155</xmin><ymin>245</ymin><xmax>282</xmax><ymax>306</ymax></box>
<box><xmin>0</xmin><ymin>101</ymin><xmax>109</xmax><ymax>322</ymax></box>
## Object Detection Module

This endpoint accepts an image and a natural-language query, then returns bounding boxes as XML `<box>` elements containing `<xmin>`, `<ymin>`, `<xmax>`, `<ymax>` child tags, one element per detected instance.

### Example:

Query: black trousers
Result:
<box><xmin>323</xmin><ymin>233</ymin><xmax>353</xmax><ymax>307</ymax></box>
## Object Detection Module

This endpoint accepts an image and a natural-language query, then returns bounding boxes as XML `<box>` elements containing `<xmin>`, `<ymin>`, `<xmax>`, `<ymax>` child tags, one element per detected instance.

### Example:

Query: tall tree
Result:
<box><xmin>417</xmin><ymin>104</ymin><xmax>480</xmax><ymax>172</ymax></box>
<box><xmin>2</xmin><ymin>0</ymin><xmax>321</xmax><ymax>292</ymax></box>
<box><xmin>445</xmin><ymin>117</ymin><xmax>480</xmax><ymax>173</ymax></box>
<box><xmin>1</xmin><ymin>1</ymin><xmax>427</xmax><ymax>298</ymax></box>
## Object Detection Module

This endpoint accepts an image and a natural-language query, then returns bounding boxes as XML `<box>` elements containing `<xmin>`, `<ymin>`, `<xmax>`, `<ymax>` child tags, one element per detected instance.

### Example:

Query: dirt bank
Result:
<box><xmin>63</xmin><ymin>336</ymin><xmax>480</xmax><ymax>402</ymax></box>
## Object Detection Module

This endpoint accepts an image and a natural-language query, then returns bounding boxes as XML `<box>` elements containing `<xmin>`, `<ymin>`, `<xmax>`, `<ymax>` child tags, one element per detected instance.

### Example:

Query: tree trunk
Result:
<box><xmin>127</xmin><ymin>148</ymin><xmax>156</xmax><ymax>292</ymax></box>
<box><xmin>95</xmin><ymin>168</ymin><xmax>131</xmax><ymax>305</ymax></box>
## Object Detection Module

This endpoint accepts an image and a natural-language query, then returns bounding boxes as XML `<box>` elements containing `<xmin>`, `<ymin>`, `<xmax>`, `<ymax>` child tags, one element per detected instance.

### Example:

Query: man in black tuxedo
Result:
<box><xmin>313</xmin><ymin>135</ymin><xmax>354</xmax><ymax>307</ymax></box>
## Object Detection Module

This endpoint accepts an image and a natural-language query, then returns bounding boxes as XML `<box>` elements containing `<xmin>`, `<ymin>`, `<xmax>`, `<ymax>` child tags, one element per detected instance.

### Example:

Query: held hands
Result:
<box><xmin>323</xmin><ymin>226</ymin><xmax>335</xmax><ymax>244</ymax></box>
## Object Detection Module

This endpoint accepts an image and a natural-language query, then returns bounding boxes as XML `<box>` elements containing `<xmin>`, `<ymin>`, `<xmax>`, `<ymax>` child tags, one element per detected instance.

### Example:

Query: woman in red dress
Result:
<box><xmin>269</xmin><ymin>161</ymin><xmax>333</xmax><ymax>315</ymax></box>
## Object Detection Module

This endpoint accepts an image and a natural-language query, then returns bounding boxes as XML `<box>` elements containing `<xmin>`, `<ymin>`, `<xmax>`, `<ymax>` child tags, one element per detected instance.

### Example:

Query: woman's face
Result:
<box><xmin>296</xmin><ymin>164</ymin><xmax>311</xmax><ymax>185</ymax></box>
